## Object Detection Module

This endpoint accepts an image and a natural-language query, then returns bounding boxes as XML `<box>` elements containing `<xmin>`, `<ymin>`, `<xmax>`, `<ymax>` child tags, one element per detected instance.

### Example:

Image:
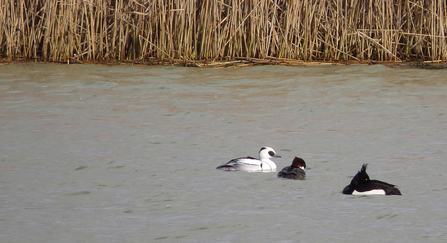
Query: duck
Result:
<box><xmin>216</xmin><ymin>147</ymin><xmax>281</xmax><ymax>172</ymax></box>
<box><xmin>277</xmin><ymin>157</ymin><xmax>306</xmax><ymax>180</ymax></box>
<box><xmin>342</xmin><ymin>164</ymin><xmax>402</xmax><ymax>195</ymax></box>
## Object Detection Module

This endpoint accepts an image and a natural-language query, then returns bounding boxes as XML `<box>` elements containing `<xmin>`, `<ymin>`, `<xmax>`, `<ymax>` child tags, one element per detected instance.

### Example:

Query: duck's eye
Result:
<box><xmin>268</xmin><ymin>151</ymin><xmax>275</xmax><ymax>156</ymax></box>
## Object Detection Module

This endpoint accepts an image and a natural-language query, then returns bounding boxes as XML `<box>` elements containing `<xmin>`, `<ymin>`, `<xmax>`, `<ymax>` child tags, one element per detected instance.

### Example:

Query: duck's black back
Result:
<box><xmin>277</xmin><ymin>166</ymin><xmax>306</xmax><ymax>180</ymax></box>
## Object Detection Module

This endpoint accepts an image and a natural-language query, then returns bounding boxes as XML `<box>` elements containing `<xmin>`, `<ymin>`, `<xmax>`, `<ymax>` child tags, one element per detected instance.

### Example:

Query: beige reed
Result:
<box><xmin>1</xmin><ymin>0</ymin><xmax>446</xmax><ymax>63</ymax></box>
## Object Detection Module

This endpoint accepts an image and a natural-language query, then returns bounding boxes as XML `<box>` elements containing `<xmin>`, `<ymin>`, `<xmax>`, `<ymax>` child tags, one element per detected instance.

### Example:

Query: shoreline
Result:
<box><xmin>1</xmin><ymin>58</ymin><xmax>446</xmax><ymax>69</ymax></box>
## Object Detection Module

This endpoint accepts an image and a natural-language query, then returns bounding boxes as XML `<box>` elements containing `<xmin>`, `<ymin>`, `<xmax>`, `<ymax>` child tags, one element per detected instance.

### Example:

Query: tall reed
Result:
<box><xmin>1</xmin><ymin>0</ymin><xmax>446</xmax><ymax>62</ymax></box>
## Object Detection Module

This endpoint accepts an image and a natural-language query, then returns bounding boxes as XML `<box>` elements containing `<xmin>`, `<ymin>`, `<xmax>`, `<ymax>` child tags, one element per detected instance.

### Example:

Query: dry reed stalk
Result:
<box><xmin>1</xmin><ymin>0</ymin><xmax>446</xmax><ymax>63</ymax></box>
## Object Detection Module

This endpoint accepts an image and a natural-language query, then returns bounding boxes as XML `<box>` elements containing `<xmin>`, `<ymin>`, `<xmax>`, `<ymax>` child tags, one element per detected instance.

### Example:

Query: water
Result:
<box><xmin>1</xmin><ymin>63</ymin><xmax>447</xmax><ymax>242</ymax></box>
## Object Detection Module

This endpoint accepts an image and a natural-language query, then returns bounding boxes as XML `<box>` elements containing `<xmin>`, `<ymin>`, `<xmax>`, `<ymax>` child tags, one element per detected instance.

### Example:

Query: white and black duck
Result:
<box><xmin>343</xmin><ymin>164</ymin><xmax>402</xmax><ymax>195</ymax></box>
<box><xmin>216</xmin><ymin>147</ymin><xmax>281</xmax><ymax>172</ymax></box>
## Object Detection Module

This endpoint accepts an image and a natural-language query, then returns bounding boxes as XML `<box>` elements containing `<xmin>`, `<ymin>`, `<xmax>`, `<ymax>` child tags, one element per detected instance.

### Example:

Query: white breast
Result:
<box><xmin>352</xmin><ymin>189</ymin><xmax>386</xmax><ymax>195</ymax></box>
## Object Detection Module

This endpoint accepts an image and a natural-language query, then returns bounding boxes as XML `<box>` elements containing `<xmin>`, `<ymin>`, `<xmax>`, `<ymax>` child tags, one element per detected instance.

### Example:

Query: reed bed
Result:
<box><xmin>1</xmin><ymin>0</ymin><xmax>446</xmax><ymax>64</ymax></box>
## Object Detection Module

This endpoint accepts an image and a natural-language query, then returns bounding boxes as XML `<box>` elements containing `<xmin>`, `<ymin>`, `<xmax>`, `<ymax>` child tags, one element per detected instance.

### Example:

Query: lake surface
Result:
<box><xmin>1</xmin><ymin>63</ymin><xmax>447</xmax><ymax>242</ymax></box>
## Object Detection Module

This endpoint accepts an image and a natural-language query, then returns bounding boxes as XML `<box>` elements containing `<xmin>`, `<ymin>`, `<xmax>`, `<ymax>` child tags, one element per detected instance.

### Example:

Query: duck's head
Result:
<box><xmin>291</xmin><ymin>157</ymin><xmax>306</xmax><ymax>169</ymax></box>
<box><xmin>258</xmin><ymin>147</ymin><xmax>281</xmax><ymax>160</ymax></box>
<box><xmin>350</xmin><ymin>163</ymin><xmax>370</xmax><ymax>186</ymax></box>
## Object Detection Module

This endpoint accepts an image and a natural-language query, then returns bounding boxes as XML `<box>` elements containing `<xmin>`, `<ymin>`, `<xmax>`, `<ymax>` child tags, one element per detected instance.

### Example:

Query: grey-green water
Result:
<box><xmin>1</xmin><ymin>63</ymin><xmax>447</xmax><ymax>242</ymax></box>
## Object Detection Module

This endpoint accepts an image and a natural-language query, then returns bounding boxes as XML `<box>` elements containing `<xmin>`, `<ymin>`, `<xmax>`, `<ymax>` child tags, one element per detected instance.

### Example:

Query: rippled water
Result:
<box><xmin>1</xmin><ymin>63</ymin><xmax>447</xmax><ymax>242</ymax></box>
